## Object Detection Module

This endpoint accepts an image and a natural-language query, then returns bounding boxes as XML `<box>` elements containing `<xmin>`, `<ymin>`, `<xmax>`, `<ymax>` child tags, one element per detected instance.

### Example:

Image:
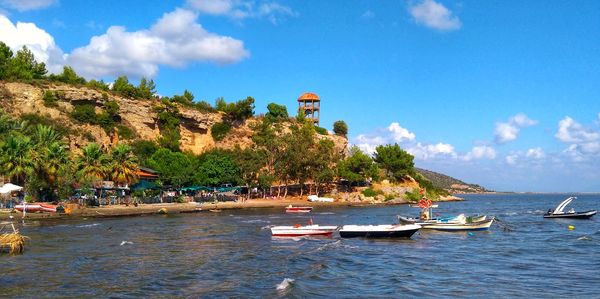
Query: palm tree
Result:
<box><xmin>0</xmin><ymin>135</ymin><xmax>35</xmax><ymax>186</ymax></box>
<box><xmin>42</xmin><ymin>142</ymin><xmax>70</xmax><ymax>186</ymax></box>
<box><xmin>110</xmin><ymin>144</ymin><xmax>139</xmax><ymax>186</ymax></box>
<box><xmin>75</xmin><ymin>143</ymin><xmax>109</xmax><ymax>184</ymax></box>
<box><xmin>31</xmin><ymin>124</ymin><xmax>62</xmax><ymax>146</ymax></box>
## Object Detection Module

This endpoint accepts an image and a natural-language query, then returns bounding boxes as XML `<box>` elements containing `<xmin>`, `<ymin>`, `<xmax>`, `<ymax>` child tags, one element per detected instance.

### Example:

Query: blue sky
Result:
<box><xmin>1</xmin><ymin>0</ymin><xmax>600</xmax><ymax>192</ymax></box>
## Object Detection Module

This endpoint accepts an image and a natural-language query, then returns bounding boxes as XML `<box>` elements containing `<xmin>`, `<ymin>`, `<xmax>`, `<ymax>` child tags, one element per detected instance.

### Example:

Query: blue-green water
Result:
<box><xmin>1</xmin><ymin>194</ymin><xmax>599</xmax><ymax>298</ymax></box>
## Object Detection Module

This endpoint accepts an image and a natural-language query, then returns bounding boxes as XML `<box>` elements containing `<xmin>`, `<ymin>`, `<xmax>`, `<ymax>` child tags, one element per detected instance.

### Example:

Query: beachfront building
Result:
<box><xmin>298</xmin><ymin>92</ymin><xmax>320</xmax><ymax>126</ymax></box>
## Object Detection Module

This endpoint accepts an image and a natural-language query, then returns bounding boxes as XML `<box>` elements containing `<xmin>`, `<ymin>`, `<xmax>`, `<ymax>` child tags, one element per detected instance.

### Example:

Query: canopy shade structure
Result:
<box><xmin>0</xmin><ymin>183</ymin><xmax>23</xmax><ymax>194</ymax></box>
<box><xmin>131</xmin><ymin>180</ymin><xmax>160</xmax><ymax>191</ymax></box>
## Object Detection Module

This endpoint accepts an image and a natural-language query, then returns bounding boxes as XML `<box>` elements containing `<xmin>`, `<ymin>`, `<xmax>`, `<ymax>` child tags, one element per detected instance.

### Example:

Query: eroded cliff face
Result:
<box><xmin>0</xmin><ymin>82</ymin><xmax>348</xmax><ymax>156</ymax></box>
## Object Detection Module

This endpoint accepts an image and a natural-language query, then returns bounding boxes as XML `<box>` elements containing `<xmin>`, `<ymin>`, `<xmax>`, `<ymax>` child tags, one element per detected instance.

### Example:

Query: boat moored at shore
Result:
<box><xmin>339</xmin><ymin>224</ymin><xmax>421</xmax><ymax>238</ymax></box>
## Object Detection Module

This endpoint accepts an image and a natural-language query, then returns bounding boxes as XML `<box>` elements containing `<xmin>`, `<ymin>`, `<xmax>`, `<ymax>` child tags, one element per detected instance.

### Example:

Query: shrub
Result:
<box><xmin>82</xmin><ymin>131</ymin><xmax>95</xmax><ymax>141</ymax></box>
<box><xmin>42</xmin><ymin>90</ymin><xmax>58</xmax><ymax>107</ymax></box>
<box><xmin>315</xmin><ymin>126</ymin><xmax>328</xmax><ymax>135</ymax></box>
<box><xmin>362</xmin><ymin>187</ymin><xmax>380</xmax><ymax>197</ymax></box>
<box><xmin>211</xmin><ymin>122</ymin><xmax>231</xmax><ymax>141</ymax></box>
<box><xmin>70</xmin><ymin>104</ymin><xmax>97</xmax><ymax>123</ymax></box>
<box><xmin>333</xmin><ymin>120</ymin><xmax>348</xmax><ymax>137</ymax></box>
<box><xmin>117</xmin><ymin>124</ymin><xmax>136</xmax><ymax>140</ymax></box>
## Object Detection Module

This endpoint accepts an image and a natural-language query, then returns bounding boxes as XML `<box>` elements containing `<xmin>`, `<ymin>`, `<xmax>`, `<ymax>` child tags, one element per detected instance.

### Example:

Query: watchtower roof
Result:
<box><xmin>298</xmin><ymin>92</ymin><xmax>320</xmax><ymax>101</ymax></box>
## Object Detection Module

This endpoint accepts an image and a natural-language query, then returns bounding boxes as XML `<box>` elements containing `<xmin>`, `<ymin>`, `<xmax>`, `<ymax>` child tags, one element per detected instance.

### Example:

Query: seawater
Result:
<box><xmin>1</xmin><ymin>194</ymin><xmax>599</xmax><ymax>298</ymax></box>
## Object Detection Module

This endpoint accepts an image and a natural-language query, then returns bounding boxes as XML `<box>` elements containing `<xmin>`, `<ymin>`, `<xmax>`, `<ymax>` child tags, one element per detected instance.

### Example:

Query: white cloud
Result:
<box><xmin>388</xmin><ymin>122</ymin><xmax>416</xmax><ymax>142</ymax></box>
<box><xmin>463</xmin><ymin>145</ymin><xmax>496</xmax><ymax>161</ymax></box>
<box><xmin>526</xmin><ymin>147</ymin><xmax>545</xmax><ymax>159</ymax></box>
<box><xmin>354</xmin><ymin>134</ymin><xmax>386</xmax><ymax>155</ymax></box>
<box><xmin>66</xmin><ymin>8</ymin><xmax>249</xmax><ymax>78</ymax></box>
<box><xmin>0</xmin><ymin>14</ymin><xmax>64</xmax><ymax>73</ymax></box>
<box><xmin>555</xmin><ymin>116</ymin><xmax>599</xmax><ymax>143</ymax></box>
<box><xmin>407</xmin><ymin>142</ymin><xmax>457</xmax><ymax>160</ymax></box>
<box><xmin>505</xmin><ymin>154</ymin><xmax>518</xmax><ymax>165</ymax></box>
<box><xmin>186</xmin><ymin>0</ymin><xmax>297</xmax><ymax>24</ymax></box>
<box><xmin>494</xmin><ymin>113</ymin><xmax>538</xmax><ymax>143</ymax></box>
<box><xmin>409</xmin><ymin>0</ymin><xmax>461</xmax><ymax>31</ymax></box>
<box><xmin>1</xmin><ymin>0</ymin><xmax>56</xmax><ymax>11</ymax></box>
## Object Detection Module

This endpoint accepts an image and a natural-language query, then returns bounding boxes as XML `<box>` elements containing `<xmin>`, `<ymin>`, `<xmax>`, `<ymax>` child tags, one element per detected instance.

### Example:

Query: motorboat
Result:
<box><xmin>15</xmin><ymin>203</ymin><xmax>58</xmax><ymax>213</ymax></box>
<box><xmin>398</xmin><ymin>214</ymin><xmax>494</xmax><ymax>231</ymax></box>
<box><xmin>544</xmin><ymin>197</ymin><xmax>596</xmax><ymax>219</ymax></box>
<box><xmin>307</xmin><ymin>195</ymin><xmax>334</xmax><ymax>202</ymax></box>
<box><xmin>339</xmin><ymin>224</ymin><xmax>421</xmax><ymax>238</ymax></box>
<box><xmin>270</xmin><ymin>224</ymin><xmax>338</xmax><ymax>237</ymax></box>
<box><xmin>285</xmin><ymin>205</ymin><xmax>313</xmax><ymax>213</ymax></box>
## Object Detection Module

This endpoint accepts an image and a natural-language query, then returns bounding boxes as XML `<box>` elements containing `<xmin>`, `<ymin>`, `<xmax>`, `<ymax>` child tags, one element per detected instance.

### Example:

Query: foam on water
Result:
<box><xmin>77</xmin><ymin>223</ymin><xmax>100</xmax><ymax>228</ymax></box>
<box><xmin>276</xmin><ymin>278</ymin><xmax>294</xmax><ymax>291</ymax></box>
<box><xmin>241</xmin><ymin>219</ymin><xmax>270</xmax><ymax>224</ymax></box>
<box><xmin>120</xmin><ymin>241</ymin><xmax>133</xmax><ymax>246</ymax></box>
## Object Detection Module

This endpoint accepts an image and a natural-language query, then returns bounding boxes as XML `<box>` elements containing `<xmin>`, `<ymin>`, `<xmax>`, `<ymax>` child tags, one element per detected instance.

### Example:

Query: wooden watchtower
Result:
<box><xmin>298</xmin><ymin>92</ymin><xmax>320</xmax><ymax>126</ymax></box>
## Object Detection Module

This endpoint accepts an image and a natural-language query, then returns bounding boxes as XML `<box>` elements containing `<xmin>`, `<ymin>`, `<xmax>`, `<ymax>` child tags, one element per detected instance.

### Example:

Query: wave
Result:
<box><xmin>276</xmin><ymin>278</ymin><xmax>294</xmax><ymax>291</ymax></box>
<box><xmin>241</xmin><ymin>219</ymin><xmax>270</xmax><ymax>224</ymax></box>
<box><xmin>318</xmin><ymin>212</ymin><xmax>335</xmax><ymax>215</ymax></box>
<box><xmin>577</xmin><ymin>236</ymin><xmax>592</xmax><ymax>241</ymax></box>
<box><xmin>77</xmin><ymin>223</ymin><xmax>100</xmax><ymax>228</ymax></box>
<box><xmin>120</xmin><ymin>241</ymin><xmax>133</xmax><ymax>246</ymax></box>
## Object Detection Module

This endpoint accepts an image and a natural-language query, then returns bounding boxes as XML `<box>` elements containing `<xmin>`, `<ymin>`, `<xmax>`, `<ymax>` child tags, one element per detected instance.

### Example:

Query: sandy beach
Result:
<box><xmin>0</xmin><ymin>195</ymin><xmax>464</xmax><ymax>221</ymax></box>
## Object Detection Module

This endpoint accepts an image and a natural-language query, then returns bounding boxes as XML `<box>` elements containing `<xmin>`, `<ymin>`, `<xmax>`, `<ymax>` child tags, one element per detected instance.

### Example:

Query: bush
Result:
<box><xmin>70</xmin><ymin>104</ymin><xmax>97</xmax><ymax>123</ymax></box>
<box><xmin>404</xmin><ymin>189</ymin><xmax>422</xmax><ymax>202</ymax></box>
<box><xmin>42</xmin><ymin>90</ymin><xmax>58</xmax><ymax>107</ymax></box>
<box><xmin>117</xmin><ymin>124</ymin><xmax>136</xmax><ymax>140</ymax></box>
<box><xmin>362</xmin><ymin>187</ymin><xmax>380</xmax><ymax>197</ymax></box>
<box><xmin>333</xmin><ymin>120</ymin><xmax>348</xmax><ymax>137</ymax></box>
<box><xmin>20</xmin><ymin>113</ymin><xmax>72</xmax><ymax>135</ymax></box>
<box><xmin>315</xmin><ymin>126</ymin><xmax>328</xmax><ymax>135</ymax></box>
<box><xmin>211</xmin><ymin>122</ymin><xmax>231</xmax><ymax>141</ymax></box>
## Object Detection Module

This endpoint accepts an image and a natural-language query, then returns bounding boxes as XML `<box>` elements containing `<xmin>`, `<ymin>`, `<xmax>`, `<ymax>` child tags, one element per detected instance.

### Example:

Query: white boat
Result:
<box><xmin>544</xmin><ymin>197</ymin><xmax>597</xmax><ymax>219</ymax></box>
<box><xmin>307</xmin><ymin>195</ymin><xmax>334</xmax><ymax>202</ymax></box>
<box><xmin>339</xmin><ymin>224</ymin><xmax>421</xmax><ymax>238</ymax></box>
<box><xmin>398</xmin><ymin>214</ymin><xmax>494</xmax><ymax>231</ymax></box>
<box><xmin>270</xmin><ymin>224</ymin><xmax>338</xmax><ymax>237</ymax></box>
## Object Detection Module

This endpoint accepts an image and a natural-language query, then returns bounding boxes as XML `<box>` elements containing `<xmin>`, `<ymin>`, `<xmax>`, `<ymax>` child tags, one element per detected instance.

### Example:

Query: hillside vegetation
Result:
<box><xmin>415</xmin><ymin>168</ymin><xmax>489</xmax><ymax>194</ymax></box>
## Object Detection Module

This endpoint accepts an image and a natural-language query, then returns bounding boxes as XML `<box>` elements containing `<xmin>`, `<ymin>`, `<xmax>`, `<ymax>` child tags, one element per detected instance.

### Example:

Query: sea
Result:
<box><xmin>1</xmin><ymin>194</ymin><xmax>599</xmax><ymax>298</ymax></box>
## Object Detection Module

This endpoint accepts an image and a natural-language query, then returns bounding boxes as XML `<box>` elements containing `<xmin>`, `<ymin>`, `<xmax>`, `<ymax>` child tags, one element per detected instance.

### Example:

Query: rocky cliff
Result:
<box><xmin>0</xmin><ymin>82</ymin><xmax>347</xmax><ymax>155</ymax></box>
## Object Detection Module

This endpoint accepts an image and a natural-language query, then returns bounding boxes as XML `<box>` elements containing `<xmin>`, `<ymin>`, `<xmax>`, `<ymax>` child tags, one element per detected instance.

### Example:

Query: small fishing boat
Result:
<box><xmin>307</xmin><ymin>195</ymin><xmax>334</xmax><ymax>202</ymax></box>
<box><xmin>398</xmin><ymin>214</ymin><xmax>494</xmax><ymax>231</ymax></box>
<box><xmin>14</xmin><ymin>203</ymin><xmax>58</xmax><ymax>213</ymax></box>
<box><xmin>544</xmin><ymin>197</ymin><xmax>597</xmax><ymax>219</ymax></box>
<box><xmin>285</xmin><ymin>205</ymin><xmax>313</xmax><ymax>213</ymax></box>
<box><xmin>339</xmin><ymin>224</ymin><xmax>421</xmax><ymax>238</ymax></box>
<box><xmin>270</xmin><ymin>224</ymin><xmax>338</xmax><ymax>237</ymax></box>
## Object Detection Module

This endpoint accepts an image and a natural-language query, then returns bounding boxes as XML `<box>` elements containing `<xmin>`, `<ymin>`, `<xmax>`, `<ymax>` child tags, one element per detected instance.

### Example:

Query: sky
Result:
<box><xmin>1</xmin><ymin>0</ymin><xmax>600</xmax><ymax>192</ymax></box>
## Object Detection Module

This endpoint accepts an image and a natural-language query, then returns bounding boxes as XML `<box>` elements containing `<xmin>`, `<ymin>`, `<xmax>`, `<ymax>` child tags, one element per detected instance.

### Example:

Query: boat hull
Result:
<box><xmin>285</xmin><ymin>207</ymin><xmax>313</xmax><ymax>213</ymax></box>
<box><xmin>271</xmin><ymin>225</ymin><xmax>338</xmax><ymax>237</ymax></box>
<box><xmin>339</xmin><ymin>224</ymin><xmax>421</xmax><ymax>238</ymax></box>
<box><xmin>543</xmin><ymin>210</ymin><xmax>596</xmax><ymax>219</ymax></box>
<box><xmin>15</xmin><ymin>203</ymin><xmax>58</xmax><ymax>213</ymax></box>
<box><xmin>419</xmin><ymin>218</ymin><xmax>494</xmax><ymax>231</ymax></box>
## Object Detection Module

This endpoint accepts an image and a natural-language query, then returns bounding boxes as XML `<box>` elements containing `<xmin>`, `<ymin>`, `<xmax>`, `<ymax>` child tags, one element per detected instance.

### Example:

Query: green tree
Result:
<box><xmin>373</xmin><ymin>143</ymin><xmax>415</xmax><ymax>182</ymax></box>
<box><xmin>75</xmin><ymin>143</ymin><xmax>109</xmax><ymax>184</ymax></box>
<box><xmin>112</xmin><ymin>76</ymin><xmax>137</xmax><ymax>98</ymax></box>
<box><xmin>0</xmin><ymin>135</ymin><xmax>35</xmax><ymax>186</ymax></box>
<box><xmin>70</xmin><ymin>104</ymin><xmax>97</xmax><ymax>124</ymax></box>
<box><xmin>110</xmin><ymin>144</ymin><xmax>139</xmax><ymax>186</ymax></box>
<box><xmin>194</xmin><ymin>149</ymin><xmax>241</xmax><ymax>186</ymax></box>
<box><xmin>86</xmin><ymin>79</ymin><xmax>110</xmax><ymax>91</ymax></box>
<box><xmin>130</xmin><ymin>139</ymin><xmax>159</xmax><ymax>165</ymax></box>
<box><xmin>137</xmin><ymin>78</ymin><xmax>156</xmax><ymax>99</ymax></box>
<box><xmin>215</xmin><ymin>96</ymin><xmax>255</xmax><ymax>122</ymax></box>
<box><xmin>0</xmin><ymin>42</ymin><xmax>13</xmax><ymax>79</ymax></box>
<box><xmin>52</xmin><ymin>66</ymin><xmax>85</xmax><ymax>84</ymax></box>
<box><xmin>6</xmin><ymin>46</ymin><xmax>47</xmax><ymax>80</ymax></box>
<box><xmin>234</xmin><ymin>146</ymin><xmax>267</xmax><ymax>199</ymax></box>
<box><xmin>146</xmin><ymin>148</ymin><xmax>193</xmax><ymax>187</ymax></box>
<box><xmin>333</xmin><ymin>120</ymin><xmax>348</xmax><ymax>137</ymax></box>
<box><xmin>337</xmin><ymin>146</ymin><xmax>379</xmax><ymax>187</ymax></box>
<box><xmin>265</xmin><ymin>103</ymin><xmax>288</xmax><ymax>123</ymax></box>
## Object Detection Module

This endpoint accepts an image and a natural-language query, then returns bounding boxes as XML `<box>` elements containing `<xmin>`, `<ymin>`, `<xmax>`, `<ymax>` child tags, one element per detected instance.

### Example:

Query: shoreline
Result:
<box><xmin>0</xmin><ymin>196</ymin><xmax>464</xmax><ymax>221</ymax></box>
